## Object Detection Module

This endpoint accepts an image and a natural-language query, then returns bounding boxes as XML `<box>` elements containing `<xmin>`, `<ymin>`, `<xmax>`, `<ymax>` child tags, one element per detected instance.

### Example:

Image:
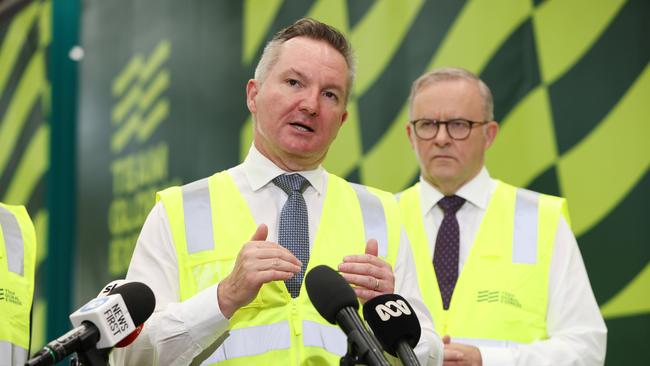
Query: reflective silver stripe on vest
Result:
<box><xmin>453</xmin><ymin>337</ymin><xmax>522</xmax><ymax>348</ymax></box>
<box><xmin>349</xmin><ymin>183</ymin><xmax>388</xmax><ymax>257</ymax></box>
<box><xmin>0</xmin><ymin>341</ymin><xmax>28</xmax><ymax>365</ymax></box>
<box><xmin>512</xmin><ymin>189</ymin><xmax>540</xmax><ymax>264</ymax></box>
<box><xmin>302</xmin><ymin>320</ymin><xmax>347</xmax><ymax>356</ymax></box>
<box><xmin>200</xmin><ymin>321</ymin><xmax>291</xmax><ymax>364</ymax></box>
<box><xmin>0</xmin><ymin>205</ymin><xmax>25</xmax><ymax>275</ymax></box>
<box><xmin>181</xmin><ymin>178</ymin><xmax>214</xmax><ymax>254</ymax></box>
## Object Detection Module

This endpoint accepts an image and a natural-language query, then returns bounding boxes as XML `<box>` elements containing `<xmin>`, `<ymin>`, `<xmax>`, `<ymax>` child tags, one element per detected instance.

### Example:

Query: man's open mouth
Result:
<box><xmin>290</xmin><ymin>122</ymin><xmax>314</xmax><ymax>132</ymax></box>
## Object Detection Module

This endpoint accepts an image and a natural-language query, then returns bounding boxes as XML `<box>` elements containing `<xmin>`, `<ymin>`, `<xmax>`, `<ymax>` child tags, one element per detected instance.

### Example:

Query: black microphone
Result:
<box><xmin>363</xmin><ymin>294</ymin><xmax>421</xmax><ymax>366</ymax></box>
<box><xmin>94</xmin><ymin>280</ymin><xmax>144</xmax><ymax>349</ymax></box>
<box><xmin>305</xmin><ymin>265</ymin><xmax>390</xmax><ymax>366</ymax></box>
<box><xmin>26</xmin><ymin>282</ymin><xmax>155</xmax><ymax>366</ymax></box>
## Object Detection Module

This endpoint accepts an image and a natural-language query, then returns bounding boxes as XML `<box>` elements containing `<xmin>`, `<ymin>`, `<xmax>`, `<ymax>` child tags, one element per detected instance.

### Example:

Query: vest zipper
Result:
<box><xmin>291</xmin><ymin>298</ymin><xmax>302</xmax><ymax>365</ymax></box>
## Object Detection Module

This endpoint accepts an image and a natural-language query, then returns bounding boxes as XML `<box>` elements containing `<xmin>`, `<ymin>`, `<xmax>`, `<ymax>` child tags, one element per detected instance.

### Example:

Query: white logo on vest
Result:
<box><xmin>374</xmin><ymin>299</ymin><xmax>412</xmax><ymax>321</ymax></box>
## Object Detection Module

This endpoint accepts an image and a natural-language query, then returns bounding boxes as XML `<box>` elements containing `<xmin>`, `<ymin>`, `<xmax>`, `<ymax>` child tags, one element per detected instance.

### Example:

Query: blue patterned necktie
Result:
<box><xmin>273</xmin><ymin>174</ymin><xmax>310</xmax><ymax>298</ymax></box>
<box><xmin>434</xmin><ymin>195</ymin><xmax>466</xmax><ymax>310</ymax></box>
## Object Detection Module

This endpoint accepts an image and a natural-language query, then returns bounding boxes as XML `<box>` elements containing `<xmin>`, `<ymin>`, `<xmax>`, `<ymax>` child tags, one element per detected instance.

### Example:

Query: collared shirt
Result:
<box><xmin>418</xmin><ymin>167</ymin><xmax>607</xmax><ymax>366</ymax></box>
<box><xmin>111</xmin><ymin>145</ymin><xmax>443</xmax><ymax>366</ymax></box>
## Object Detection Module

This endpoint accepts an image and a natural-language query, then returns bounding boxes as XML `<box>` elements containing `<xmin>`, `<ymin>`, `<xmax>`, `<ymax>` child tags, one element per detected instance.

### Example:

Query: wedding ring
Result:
<box><xmin>374</xmin><ymin>278</ymin><xmax>380</xmax><ymax>291</ymax></box>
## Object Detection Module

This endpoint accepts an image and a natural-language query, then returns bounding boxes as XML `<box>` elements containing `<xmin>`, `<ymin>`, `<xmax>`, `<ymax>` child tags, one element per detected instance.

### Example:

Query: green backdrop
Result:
<box><xmin>1</xmin><ymin>0</ymin><xmax>648</xmax><ymax>364</ymax></box>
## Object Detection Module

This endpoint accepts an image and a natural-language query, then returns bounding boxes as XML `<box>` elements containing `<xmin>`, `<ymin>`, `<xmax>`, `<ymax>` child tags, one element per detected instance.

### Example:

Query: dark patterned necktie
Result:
<box><xmin>273</xmin><ymin>174</ymin><xmax>310</xmax><ymax>298</ymax></box>
<box><xmin>434</xmin><ymin>195</ymin><xmax>466</xmax><ymax>310</ymax></box>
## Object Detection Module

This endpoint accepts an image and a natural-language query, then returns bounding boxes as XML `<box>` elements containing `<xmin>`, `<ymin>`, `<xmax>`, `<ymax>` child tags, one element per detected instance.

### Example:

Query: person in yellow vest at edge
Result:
<box><xmin>0</xmin><ymin>203</ymin><xmax>36</xmax><ymax>366</ymax></box>
<box><xmin>111</xmin><ymin>18</ymin><xmax>443</xmax><ymax>366</ymax></box>
<box><xmin>398</xmin><ymin>67</ymin><xmax>607</xmax><ymax>366</ymax></box>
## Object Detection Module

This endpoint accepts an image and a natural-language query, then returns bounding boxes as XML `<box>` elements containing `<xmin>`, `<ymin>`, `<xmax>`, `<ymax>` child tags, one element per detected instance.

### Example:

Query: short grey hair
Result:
<box><xmin>254</xmin><ymin>18</ymin><xmax>356</xmax><ymax>102</ymax></box>
<box><xmin>408</xmin><ymin>67</ymin><xmax>494</xmax><ymax>121</ymax></box>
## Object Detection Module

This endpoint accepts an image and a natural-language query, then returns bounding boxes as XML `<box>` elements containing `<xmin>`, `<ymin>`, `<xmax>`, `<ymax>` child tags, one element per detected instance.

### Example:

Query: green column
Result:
<box><xmin>46</xmin><ymin>0</ymin><xmax>79</xmax><ymax>340</ymax></box>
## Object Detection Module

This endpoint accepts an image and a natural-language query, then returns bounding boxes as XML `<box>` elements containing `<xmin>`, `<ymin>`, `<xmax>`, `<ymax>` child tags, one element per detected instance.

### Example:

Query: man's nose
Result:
<box><xmin>299</xmin><ymin>89</ymin><xmax>319</xmax><ymax>116</ymax></box>
<box><xmin>434</xmin><ymin>123</ymin><xmax>452</xmax><ymax>146</ymax></box>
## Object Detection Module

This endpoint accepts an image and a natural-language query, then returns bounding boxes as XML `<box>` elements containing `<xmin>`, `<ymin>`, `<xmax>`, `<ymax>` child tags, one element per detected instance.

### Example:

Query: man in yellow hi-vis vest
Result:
<box><xmin>0</xmin><ymin>203</ymin><xmax>36</xmax><ymax>366</ymax></box>
<box><xmin>112</xmin><ymin>18</ymin><xmax>442</xmax><ymax>366</ymax></box>
<box><xmin>399</xmin><ymin>67</ymin><xmax>606</xmax><ymax>366</ymax></box>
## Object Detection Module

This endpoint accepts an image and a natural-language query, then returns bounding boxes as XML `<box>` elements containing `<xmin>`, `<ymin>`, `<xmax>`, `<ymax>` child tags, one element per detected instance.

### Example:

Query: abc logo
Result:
<box><xmin>374</xmin><ymin>299</ymin><xmax>412</xmax><ymax>321</ymax></box>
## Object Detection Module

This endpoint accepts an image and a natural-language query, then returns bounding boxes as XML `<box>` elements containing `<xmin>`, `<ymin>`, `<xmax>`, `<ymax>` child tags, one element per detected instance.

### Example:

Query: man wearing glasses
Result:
<box><xmin>399</xmin><ymin>67</ymin><xmax>606</xmax><ymax>365</ymax></box>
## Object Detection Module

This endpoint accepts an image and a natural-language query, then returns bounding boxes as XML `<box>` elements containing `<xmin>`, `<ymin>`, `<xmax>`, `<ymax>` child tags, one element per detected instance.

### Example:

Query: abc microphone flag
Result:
<box><xmin>363</xmin><ymin>294</ymin><xmax>421</xmax><ymax>366</ymax></box>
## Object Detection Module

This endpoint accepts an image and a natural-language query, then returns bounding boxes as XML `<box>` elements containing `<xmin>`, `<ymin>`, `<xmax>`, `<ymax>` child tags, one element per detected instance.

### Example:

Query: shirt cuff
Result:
<box><xmin>181</xmin><ymin>283</ymin><xmax>230</xmax><ymax>349</ymax></box>
<box><xmin>478</xmin><ymin>346</ymin><xmax>514</xmax><ymax>366</ymax></box>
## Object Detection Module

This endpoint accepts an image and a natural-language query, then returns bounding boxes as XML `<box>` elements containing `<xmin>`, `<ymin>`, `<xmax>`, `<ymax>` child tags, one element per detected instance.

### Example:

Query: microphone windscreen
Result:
<box><xmin>109</xmin><ymin>281</ymin><xmax>156</xmax><ymax>326</ymax></box>
<box><xmin>363</xmin><ymin>294</ymin><xmax>421</xmax><ymax>356</ymax></box>
<box><xmin>305</xmin><ymin>265</ymin><xmax>358</xmax><ymax>324</ymax></box>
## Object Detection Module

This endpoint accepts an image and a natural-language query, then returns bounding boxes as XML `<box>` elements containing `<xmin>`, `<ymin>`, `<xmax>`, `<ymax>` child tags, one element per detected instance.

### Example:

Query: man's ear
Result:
<box><xmin>339</xmin><ymin>111</ymin><xmax>348</xmax><ymax>126</ymax></box>
<box><xmin>246</xmin><ymin>79</ymin><xmax>258</xmax><ymax>113</ymax></box>
<box><xmin>484</xmin><ymin>121</ymin><xmax>499</xmax><ymax>149</ymax></box>
<box><xmin>406</xmin><ymin>123</ymin><xmax>416</xmax><ymax>150</ymax></box>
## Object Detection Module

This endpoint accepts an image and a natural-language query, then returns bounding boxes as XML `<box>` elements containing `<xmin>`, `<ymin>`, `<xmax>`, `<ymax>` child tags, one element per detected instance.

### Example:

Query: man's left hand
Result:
<box><xmin>442</xmin><ymin>335</ymin><xmax>482</xmax><ymax>366</ymax></box>
<box><xmin>338</xmin><ymin>239</ymin><xmax>394</xmax><ymax>301</ymax></box>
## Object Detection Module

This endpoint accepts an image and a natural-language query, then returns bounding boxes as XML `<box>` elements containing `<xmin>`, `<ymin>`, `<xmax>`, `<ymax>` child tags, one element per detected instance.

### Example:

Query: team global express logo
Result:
<box><xmin>477</xmin><ymin>290</ymin><xmax>521</xmax><ymax>308</ymax></box>
<box><xmin>0</xmin><ymin>288</ymin><xmax>22</xmax><ymax>305</ymax></box>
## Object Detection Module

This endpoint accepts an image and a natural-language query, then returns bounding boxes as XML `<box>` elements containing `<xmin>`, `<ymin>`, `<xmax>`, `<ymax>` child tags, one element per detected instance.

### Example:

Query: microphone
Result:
<box><xmin>305</xmin><ymin>265</ymin><xmax>390</xmax><ymax>366</ymax></box>
<box><xmin>95</xmin><ymin>280</ymin><xmax>143</xmax><ymax>348</ymax></box>
<box><xmin>26</xmin><ymin>282</ymin><xmax>155</xmax><ymax>366</ymax></box>
<box><xmin>363</xmin><ymin>294</ymin><xmax>421</xmax><ymax>366</ymax></box>
<box><xmin>97</xmin><ymin>279</ymin><xmax>128</xmax><ymax>297</ymax></box>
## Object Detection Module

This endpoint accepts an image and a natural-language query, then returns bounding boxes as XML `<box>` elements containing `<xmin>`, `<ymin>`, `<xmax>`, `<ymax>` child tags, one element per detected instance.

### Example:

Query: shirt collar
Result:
<box><xmin>419</xmin><ymin>167</ymin><xmax>495</xmax><ymax>215</ymax></box>
<box><xmin>242</xmin><ymin>144</ymin><xmax>326</xmax><ymax>195</ymax></box>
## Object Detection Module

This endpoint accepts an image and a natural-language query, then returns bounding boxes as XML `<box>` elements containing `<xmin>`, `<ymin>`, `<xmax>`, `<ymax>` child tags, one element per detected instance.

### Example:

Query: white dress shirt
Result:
<box><xmin>418</xmin><ymin>167</ymin><xmax>607</xmax><ymax>366</ymax></box>
<box><xmin>111</xmin><ymin>145</ymin><xmax>443</xmax><ymax>366</ymax></box>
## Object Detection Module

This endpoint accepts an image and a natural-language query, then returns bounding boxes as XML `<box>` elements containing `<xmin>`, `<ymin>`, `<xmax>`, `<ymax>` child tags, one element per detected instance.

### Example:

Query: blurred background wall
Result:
<box><xmin>0</xmin><ymin>0</ymin><xmax>648</xmax><ymax>364</ymax></box>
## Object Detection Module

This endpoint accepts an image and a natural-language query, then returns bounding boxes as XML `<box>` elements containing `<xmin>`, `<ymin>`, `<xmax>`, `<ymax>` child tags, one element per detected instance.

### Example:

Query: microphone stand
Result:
<box><xmin>337</xmin><ymin>309</ymin><xmax>390</xmax><ymax>366</ymax></box>
<box><xmin>396</xmin><ymin>342</ymin><xmax>420</xmax><ymax>366</ymax></box>
<box><xmin>340</xmin><ymin>329</ymin><xmax>367</xmax><ymax>366</ymax></box>
<box><xmin>69</xmin><ymin>347</ymin><xmax>109</xmax><ymax>366</ymax></box>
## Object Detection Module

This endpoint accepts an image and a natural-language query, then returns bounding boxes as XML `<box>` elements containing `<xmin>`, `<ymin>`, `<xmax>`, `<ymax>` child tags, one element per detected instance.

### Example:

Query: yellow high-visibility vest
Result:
<box><xmin>399</xmin><ymin>181</ymin><xmax>568</xmax><ymax>345</ymax></box>
<box><xmin>157</xmin><ymin>171</ymin><xmax>401</xmax><ymax>365</ymax></box>
<box><xmin>0</xmin><ymin>203</ymin><xmax>36</xmax><ymax>365</ymax></box>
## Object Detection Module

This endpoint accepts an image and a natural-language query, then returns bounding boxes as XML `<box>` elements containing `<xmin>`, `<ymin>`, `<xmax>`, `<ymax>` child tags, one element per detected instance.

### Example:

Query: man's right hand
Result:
<box><xmin>442</xmin><ymin>335</ymin><xmax>482</xmax><ymax>366</ymax></box>
<box><xmin>217</xmin><ymin>224</ymin><xmax>301</xmax><ymax>318</ymax></box>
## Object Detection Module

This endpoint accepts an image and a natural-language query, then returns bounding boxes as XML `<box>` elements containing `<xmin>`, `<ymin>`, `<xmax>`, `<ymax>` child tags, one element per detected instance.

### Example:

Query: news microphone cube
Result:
<box><xmin>69</xmin><ymin>294</ymin><xmax>136</xmax><ymax>349</ymax></box>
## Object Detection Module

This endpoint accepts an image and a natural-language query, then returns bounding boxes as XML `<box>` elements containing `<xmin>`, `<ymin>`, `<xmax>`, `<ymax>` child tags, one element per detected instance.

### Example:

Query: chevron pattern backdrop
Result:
<box><xmin>0</xmin><ymin>0</ymin><xmax>50</xmax><ymax>351</ymax></box>
<box><xmin>1</xmin><ymin>0</ymin><xmax>646</xmax><ymax>363</ymax></box>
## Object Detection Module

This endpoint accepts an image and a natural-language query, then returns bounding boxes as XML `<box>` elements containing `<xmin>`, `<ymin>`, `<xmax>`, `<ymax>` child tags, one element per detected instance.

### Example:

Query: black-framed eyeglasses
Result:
<box><xmin>410</xmin><ymin>118</ymin><xmax>489</xmax><ymax>140</ymax></box>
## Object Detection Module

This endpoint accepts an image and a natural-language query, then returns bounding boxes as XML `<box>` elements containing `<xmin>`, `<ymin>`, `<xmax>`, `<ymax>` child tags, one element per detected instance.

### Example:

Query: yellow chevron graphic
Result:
<box><xmin>3</xmin><ymin>124</ymin><xmax>49</xmax><ymax>203</ymax></box>
<box><xmin>430</xmin><ymin>0</ymin><xmax>531</xmax><ymax>73</ymax></box>
<box><xmin>533</xmin><ymin>0</ymin><xmax>626</xmax><ymax>84</ymax></box>
<box><xmin>243</xmin><ymin>0</ymin><xmax>283</xmax><ymax>64</ymax></box>
<box><xmin>111</xmin><ymin>40</ymin><xmax>171</xmax><ymax>154</ymax></box>
<box><xmin>558</xmin><ymin>63</ymin><xmax>650</xmax><ymax>236</ymax></box>
<box><xmin>112</xmin><ymin>56</ymin><xmax>144</xmax><ymax>98</ymax></box>
<box><xmin>0</xmin><ymin>50</ymin><xmax>45</xmax><ymax>179</ymax></box>
<box><xmin>112</xmin><ymin>78</ymin><xmax>142</xmax><ymax>124</ymax></box>
<box><xmin>486</xmin><ymin>86</ymin><xmax>558</xmax><ymax>187</ymax></box>
<box><xmin>601</xmin><ymin>262</ymin><xmax>650</xmax><ymax>319</ymax></box>
<box><xmin>351</xmin><ymin>0</ymin><xmax>424</xmax><ymax>96</ymax></box>
<box><xmin>0</xmin><ymin>0</ymin><xmax>40</xmax><ymax>100</ymax></box>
